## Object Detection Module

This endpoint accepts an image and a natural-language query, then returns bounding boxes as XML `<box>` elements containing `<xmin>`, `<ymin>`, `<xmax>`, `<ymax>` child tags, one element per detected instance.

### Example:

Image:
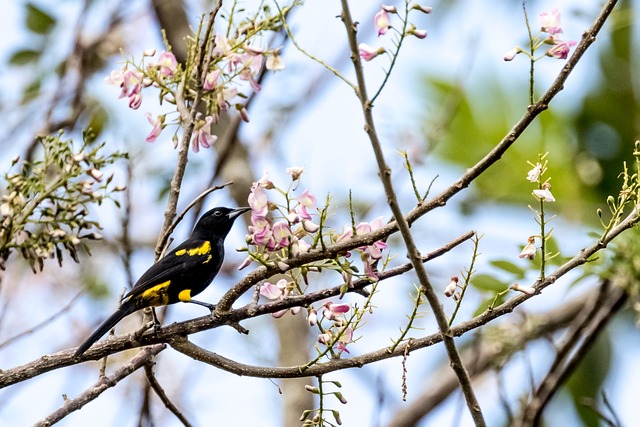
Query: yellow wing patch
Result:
<box><xmin>175</xmin><ymin>241</ymin><xmax>211</xmax><ymax>257</ymax></box>
<box><xmin>178</xmin><ymin>289</ymin><xmax>192</xmax><ymax>302</ymax></box>
<box><xmin>140</xmin><ymin>280</ymin><xmax>171</xmax><ymax>306</ymax></box>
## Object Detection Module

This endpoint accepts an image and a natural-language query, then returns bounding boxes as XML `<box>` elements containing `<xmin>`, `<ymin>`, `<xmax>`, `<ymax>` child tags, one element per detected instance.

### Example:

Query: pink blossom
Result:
<box><xmin>203</xmin><ymin>70</ymin><xmax>221</xmax><ymax>91</ymax></box>
<box><xmin>412</xmin><ymin>4</ymin><xmax>432</xmax><ymax>14</ymax></box>
<box><xmin>105</xmin><ymin>69</ymin><xmax>124</xmax><ymax>86</ymax></box>
<box><xmin>539</xmin><ymin>9</ymin><xmax>563</xmax><ymax>35</ymax></box>
<box><xmin>298</xmin><ymin>190</ymin><xmax>316</xmax><ymax>220</ymax></box>
<box><xmin>157</xmin><ymin>51</ymin><xmax>177</xmax><ymax>77</ymax></box>
<box><xmin>212</xmin><ymin>34</ymin><xmax>232</xmax><ymax>57</ymax></box>
<box><xmin>336</xmin><ymin>327</ymin><xmax>354</xmax><ymax>354</ymax></box>
<box><xmin>503</xmin><ymin>47</ymin><xmax>522</xmax><ymax>62</ymax></box>
<box><xmin>323</xmin><ymin>302</ymin><xmax>350</xmax><ymax>320</ymax></box>
<box><xmin>239</xmin><ymin>54</ymin><xmax>263</xmax><ymax>92</ymax></box>
<box><xmin>317</xmin><ymin>333</ymin><xmax>332</xmax><ymax>345</ymax></box>
<box><xmin>121</xmin><ymin>70</ymin><xmax>143</xmax><ymax>98</ymax></box>
<box><xmin>547</xmin><ymin>38</ymin><xmax>576</xmax><ymax>60</ymax></box>
<box><xmin>248</xmin><ymin>215</ymin><xmax>272</xmax><ymax>246</ymax></box>
<box><xmin>374</xmin><ymin>9</ymin><xmax>391</xmax><ymax>36</ymax></box>
<box><xmin>191</xmin><ymin>115</ymin><xmax>217</xmax><ymax>152</ymax></box>
<box><xmin>272</xmin><ymin>220</ymin><xmax>292</xmax><ymax>248</ymax></box>
<box><xmin>302</xmin><ymin>220</ymin><xmax>320</xmax><ymax>233</ymax></box>
<box><xmin>406</xmin><ymin>24</ymin><xmax>428</xmax><ymax>39</ymax></box>
<box><xmin>381</xmin><ymin>4</ymin><xmax>397</xmax><ymax>13</ymax></box>
<box><xmin>128</xmin><ymin>92</ymin><xmax>143</xmax><ymax>110</ymax></box>
<box><xmin>260</xmin><ymin>281</ymin><xmax>283</xmax><ymax>299</ymax></box>
<box><xmin>145</xmin><ymin>113</ymin><xmax>165</xmax><ymax>142</ymax></box>
<box><xmin>248</xmin><ymin>184</ymin><xmax>269</xmax><ymax>217</ymax></box>
<box><xmin>359</xmin><ymin>43</ymin><xmax>385</xmax><ymax>61</ymax></box>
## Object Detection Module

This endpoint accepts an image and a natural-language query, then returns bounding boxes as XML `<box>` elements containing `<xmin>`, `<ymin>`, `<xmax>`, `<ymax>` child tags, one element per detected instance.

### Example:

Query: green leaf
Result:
<box><xmin>471</xmin><ymin>274</ymin><xmax>508</xmax><ymax>292</ymax></box>
<box><xmin>489</xmin><ymin>259</ymin><xmax>526</xmax><ymax>279</ymax></box>
<box><xmin>26</xmin><ymin>3</ymin><xmax>56</xmax><ymax>35</ymax></box>
<box><xmin>9</xmin><ymin>49</ymin><xmax>41</xmax><ymax>65</ymax></box>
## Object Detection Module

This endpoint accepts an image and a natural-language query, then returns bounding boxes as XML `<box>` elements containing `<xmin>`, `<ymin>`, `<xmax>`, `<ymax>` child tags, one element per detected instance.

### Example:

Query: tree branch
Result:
<box><xmin>338</xmin><ymin>1</ymin><xmax>485</xmax><ymax>424</ymax></box>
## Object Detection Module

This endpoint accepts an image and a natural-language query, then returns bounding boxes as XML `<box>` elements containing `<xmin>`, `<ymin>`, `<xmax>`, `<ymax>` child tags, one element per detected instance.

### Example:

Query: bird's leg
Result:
<box><xmin>151</xmin><ymin>308</ymin><xmax>162</xmax><ymax>333</ymax></box>
<box><xmin>189</xmin><ymin>299</ymin><xmax>216</xmax><ymax>313</ymax></box>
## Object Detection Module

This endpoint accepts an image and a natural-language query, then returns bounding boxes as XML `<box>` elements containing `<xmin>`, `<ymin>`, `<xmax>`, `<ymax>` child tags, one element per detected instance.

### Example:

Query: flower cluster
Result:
<box><xmin>314</xmin><ymin>302</ymin><xmax>355</xmax><ymax>354</ymax></box>
<box><xmin>246</xmin><ymin>170</ymin><xmax>319</xmax><ymax>257</ymax></box>
<box><xmin>504</xmin><ymin>8</ymin><xmax>576</xmax><ymax>62</ymax></box>
<box><xmin>358</xmin><ymin>3</ymin><xmax>431</xmax><ymax>62</ymax></box>
<box><xmin>104</xmin><ymin>10</ymin><xmax>288</xmax><ymax>152</ymax></box>
<box><xmin>335</xmin><ymin>217</ymin><xmax>387</xmax><ymax>280</ymax></box>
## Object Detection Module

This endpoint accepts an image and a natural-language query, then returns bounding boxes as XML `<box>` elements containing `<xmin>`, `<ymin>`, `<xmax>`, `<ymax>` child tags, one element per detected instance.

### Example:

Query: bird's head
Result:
<box><xmin>192</xmin><ymin>206</ymin><xmax>250</xmax><ymax>240</ymax></box>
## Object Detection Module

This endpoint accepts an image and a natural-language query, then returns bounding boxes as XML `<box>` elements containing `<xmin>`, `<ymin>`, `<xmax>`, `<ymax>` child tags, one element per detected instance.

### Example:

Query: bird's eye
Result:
<box><xmin>214</xmin><ymin>210</ymin><xmax>222</xmax><ymax>216</ymax></box>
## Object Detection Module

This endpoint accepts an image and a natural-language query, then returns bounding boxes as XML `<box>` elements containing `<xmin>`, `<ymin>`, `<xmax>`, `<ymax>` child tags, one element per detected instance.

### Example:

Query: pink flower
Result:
<box><xmin>503</xmin><ymin>47</ymin><xmax>522</xmax><ymax>62</ymax></box>
<box><xmin>121</xmin><ymin>70</ymin><xmax>143</xmax><ymax>98</ymax></box>
<box><xmin>539</xmin><ymin>9</ymin><xmax>563</xmax><ymax>35</ymax></box>
<box><xmin>105</xmin><ymin>69</ymin><xmax>124</xmax><ymax>86</ymax></box>
<box><xmin>323</xmin><ymin>302</ymin><xmax>350</xmax><ymax>320</ymax></box>
<box><xmin>191</xmin><ymin>115</ymin><xmax>217</xmax><ymax>152</ymax></box>
<box><xmin>336</xmin><ymin>327</ymin><xmax>354</xmax><ymax>354</ymax></box>
<box><xmin>272</xmin><ymin>220</ymin><xmax>292</xmax><ymax>248</ymax></box>
<box><xmin>298</xmin><ymin>190</ymin><xmax>316</xmax><ymax>220</ymax></box>
<box><xmin>359</xmin><ymin>43</ymin><xmax>385</xmax><ymax>61</ymax></box>
<box><xmin>145</xmin><ymin>113</ymin><xmax>165</xmax><ymax>142</ymax></box>
<box><xmin>203</xmin><ymin>70</ymin><xmax>221</xmax><ymax>91</ymax></box>
<box><xmin>248</xmin><ymin>184</ymin><xmax>269</xmax><ymax>217</ymax></box>
<box><xmin>412</xmin><ymin>4</ymin><xmax>432</xmax><ymax>14</ymax></box>
<box><xmin>157</xmin><ymin>51</ymin><xmax>177</xmax><ymax>77</ymax></box>
<box><xmin>239</xmin><ymin>54</ymin><xmax>263</xmax><ymax>92</ymax></box>
<box><xmin>381</xmin><ymin>4</ymin><xmax>397</xmax><ymax>13</ymax></box>
<box><xmin>128</xmin><ymin>92</ymin><xmax>143</xmax><ymax>110</ymax></box>
<box><xmin>249</xmin><ymin>215</ymin><xmax>272</xmax><ymax>246</ymax></box>
<box><xmin>260</xmin><ymin>281</ymin><xmax>284</xmax><ymax>299</ymax></box>
<box><xmin>547</xmin><ymin>38</ymin><xmax>576</xmax><ymax>60</ymax></box>
<box><xmin>409</xmin><ymin>28</ymin><xmax>428</xmax><ymax>39</ymax></box>
<box><xmin>374</xmin><ymin>9</ymin><xmax>391</xmax><ymax>36</ymax></box>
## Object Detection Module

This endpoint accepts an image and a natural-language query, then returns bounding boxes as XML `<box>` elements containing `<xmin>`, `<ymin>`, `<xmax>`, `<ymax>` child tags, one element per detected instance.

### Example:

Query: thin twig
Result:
<box><xmin>33</xmin><ymin>345</ymin><xmax>166</xmax><ymax>427</ymax></box>
<box><xmin>144</xmin><ymin>363</ymin><xmax>194</xmax><ymax>427</ymax></box>
<box><xmin>0</xmin><ymin>291</ymin><xmax>84</xmax><ymax>350</ymax></box>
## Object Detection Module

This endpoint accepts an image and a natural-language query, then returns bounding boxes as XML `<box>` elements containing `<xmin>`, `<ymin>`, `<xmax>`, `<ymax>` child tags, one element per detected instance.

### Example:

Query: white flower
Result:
<box><xmin>527</xmin><ymin>163</ymin><xmax>543</xmax><ymax>182</ymax></box>
<box><xmin>519</xmin><ymin>236</ymin><xmax>537</xmax><ymax>260</ymax></box>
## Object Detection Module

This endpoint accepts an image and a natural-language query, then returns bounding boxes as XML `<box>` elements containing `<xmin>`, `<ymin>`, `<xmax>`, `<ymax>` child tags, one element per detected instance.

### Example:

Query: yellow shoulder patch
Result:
<box><xmin>140</xmin><ymin>280</ymin><xmax>171</xmax><ymax>306</ymax></box>
<box><xmin>178</xmin><ymin>289</ymin><xmax>192</xmax><ymax>302</ymax></box>
<box><xmin>175</xmin><ymin>241</ymin><xmax>211</xmax><ymax>257</ymax></box>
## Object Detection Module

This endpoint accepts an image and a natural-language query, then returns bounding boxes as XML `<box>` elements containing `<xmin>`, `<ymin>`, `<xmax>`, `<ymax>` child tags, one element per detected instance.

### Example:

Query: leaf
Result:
<box><xmin>26</xmin><ymin>3</ymin><xmax>56</xmax><ymax>35</ymax></box>
<box><xmin>489</xmin><ymin>259</ymin><xmax>526</xmax><ymax>279</ymax></box>
<box><xmin>470</xmin><ymin>274</ymin><xmax>508</xmax><ymax>292</ymax></box>
<box><xmin>9</xmin><ymin>49</ymin><xmax>41</xmax><ymax>65</ymax></box>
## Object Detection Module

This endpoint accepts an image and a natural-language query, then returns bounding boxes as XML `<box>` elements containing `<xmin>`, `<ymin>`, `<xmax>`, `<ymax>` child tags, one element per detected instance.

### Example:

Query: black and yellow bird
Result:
<box><xmin>74</xmin><ymin>206</ymin><xmax>250</xmax><ymax>357</ymax></box>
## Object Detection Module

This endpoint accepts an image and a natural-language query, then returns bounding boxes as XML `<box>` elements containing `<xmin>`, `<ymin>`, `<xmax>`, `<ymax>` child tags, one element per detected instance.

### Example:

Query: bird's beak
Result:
<box><xmin>228</xmin><ymin>207</ymin><xmax>251</xmax><ymax>220</ymax></box>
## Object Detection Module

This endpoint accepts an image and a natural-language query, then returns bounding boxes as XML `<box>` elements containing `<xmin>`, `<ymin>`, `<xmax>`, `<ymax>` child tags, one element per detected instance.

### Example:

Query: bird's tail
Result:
<box><xmin>74</xmin><ymin>302</ymin><xmax>138</xmax><ymax>358</ymax></box>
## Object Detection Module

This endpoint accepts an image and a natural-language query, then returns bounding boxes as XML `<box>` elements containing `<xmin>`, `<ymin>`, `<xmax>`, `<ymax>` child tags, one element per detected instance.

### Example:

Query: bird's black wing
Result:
<box><xmin>123</xmin><ymin>239</ymin><xmax>216</xmax><ymax>304</ymax></box>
